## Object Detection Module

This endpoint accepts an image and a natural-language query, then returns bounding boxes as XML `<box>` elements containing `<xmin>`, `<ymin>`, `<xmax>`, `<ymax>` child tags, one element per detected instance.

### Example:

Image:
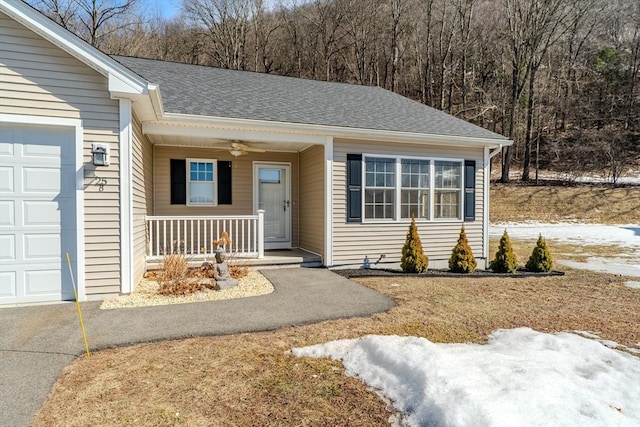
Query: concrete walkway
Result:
<box><xmin>0</xmin><ymin>268</ymin><xmax>394</xmax><ymax>426</ymax></box>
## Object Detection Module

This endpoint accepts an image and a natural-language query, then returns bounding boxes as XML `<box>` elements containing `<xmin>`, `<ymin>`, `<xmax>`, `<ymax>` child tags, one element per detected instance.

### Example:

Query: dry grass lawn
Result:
<box><xmin>490</xmin><ymin>185</ymin><xmax>639</xmax><ymax>224</ymax></box>
<box><xmin>34</xmin><ymin>184</ymin><xmax>638</xmax><ymax>426</ymax></box>
<box><xmin>35</xmin><ymin>269</ymin><xmax>639</xmax><ymax>426</ymax></box>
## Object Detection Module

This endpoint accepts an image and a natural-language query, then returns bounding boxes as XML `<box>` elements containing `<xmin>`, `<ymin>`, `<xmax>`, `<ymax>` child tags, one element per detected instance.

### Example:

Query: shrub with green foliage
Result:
<box><xmin>526</xmin><ymin>234</ymin><xmax>554</xmax><ymax>272</ymax></box>
<box><xmin>490</xmin><ymin>230</ymin><xmax>518</xmax><ymax>273</ymax></box>
<box><xmin>449</xmin><ymin>225</ymin><xmax>477</xmax><ymax>273</ymax></box>
<box><xmin>401</xmin><ymin>216</ymin><xmax>429</xmax><ymax>273</ymax></box>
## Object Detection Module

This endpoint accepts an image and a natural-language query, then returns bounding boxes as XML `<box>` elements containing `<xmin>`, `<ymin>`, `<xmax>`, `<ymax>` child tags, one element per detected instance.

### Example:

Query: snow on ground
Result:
<box><xmin>489</xmin><ymin>222</ymin><xmax>640</xmax><ymax>276</ymax></box>
<box><xmin>293</xmin><ymin>328</ymin><xmax>640</xmax><ymax>427</ymax></box>
<box><xmin>625</xmin><ymin>281</ymin><xmax>640</xmax><ymax>289</ymax></box>
<box><xmin>561</xmin><ymin>258</ymin><xmax>640</xmax><ymax>277</ymax></box>
<box><xmin>489</xmin><ymin>222</ymin><xmax>640</xmax><ymax>249</ymax></box>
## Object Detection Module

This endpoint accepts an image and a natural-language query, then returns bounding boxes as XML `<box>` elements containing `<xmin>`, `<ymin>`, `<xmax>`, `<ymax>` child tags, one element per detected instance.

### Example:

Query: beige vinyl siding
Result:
<box><xmin>332</xmin><ymin>138</ymin><xmax>485</xmax><ymax>267</ymax></box>
<box><xmin>299</xmin><ymin>145</ymin><xmax>325</xmax><ymax>258</ymax></box>
<box><xmin>153</xmin><ymin>146</ymin><xmax>300</xmax><ymax>247</ymax></box>
<box><xmin>131</xmin><ymin>114</ymin><xmax>153</xmax><ymax>286</ymax></box>
<box><xmin>0</xmin><ymin>13</ymin><xmax>121</xmax><ymax>296</ymax></box>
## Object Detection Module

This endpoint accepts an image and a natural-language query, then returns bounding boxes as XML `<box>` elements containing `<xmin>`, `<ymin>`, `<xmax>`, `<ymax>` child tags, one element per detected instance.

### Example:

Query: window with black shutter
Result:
<box><xmin>346</xmin><ymin>154</ymin><xmax>362</xmax><ymax>222</ymax></box>
<box><xmin>464</xmin><ymin>160</ymin><xmax>476</xmax><ymax>221</ymax></box>
<box><xmin>217</xmin><ymin>160</ymin><xmax>232</xmax><ymax>205</ymax></box>
<box><xmin>170</xmin><ymin>159</ymin><xmax>186</xmax><ymax>205</ymax></box>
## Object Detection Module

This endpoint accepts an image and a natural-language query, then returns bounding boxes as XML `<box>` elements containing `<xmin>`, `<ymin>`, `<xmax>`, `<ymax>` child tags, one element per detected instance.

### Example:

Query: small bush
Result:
<box><xmin>401</xmin><ymin>216</ymin><xmax>429</xmax><ymax>273</ymax></box>
<box><xmin>449</xmin><ymin>225</ymin><xmax>477</xmax><ymax>273</ymax></box>
<box><xmin>490</xmin><ymin>230</ymin><xmax>518</xmax><ymax>273</ymax></box>
<box><xmin>158</xmin><ymin>254</ymin><xmax>203</xmax><ymax>296</ymax></box>
<box><xmin>526</xmin><ymin>234</ymin><xmax>554</xmax><ymax>272</ymax></box>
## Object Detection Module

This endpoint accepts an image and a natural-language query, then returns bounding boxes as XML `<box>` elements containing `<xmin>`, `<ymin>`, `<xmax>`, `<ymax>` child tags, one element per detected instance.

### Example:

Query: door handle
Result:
<box><xmin>284</xmin><ymin>200</ymin><xmax>290</xmax><ymax>211</ymax></box>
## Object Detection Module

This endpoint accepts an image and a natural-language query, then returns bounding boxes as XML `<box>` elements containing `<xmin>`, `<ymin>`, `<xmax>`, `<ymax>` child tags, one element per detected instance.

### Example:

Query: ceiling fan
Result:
<box><xmin>225</xmin><ymin>141</ymin><xmax>266</xmax><ymax>157</ymax></box>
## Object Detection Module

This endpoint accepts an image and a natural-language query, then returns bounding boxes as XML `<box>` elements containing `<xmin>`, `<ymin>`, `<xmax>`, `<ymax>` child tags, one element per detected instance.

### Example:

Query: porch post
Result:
<box><xmin>257</xmin><ymin>209</ymin><xmax>265</xmax><ymax>258</ymax></box>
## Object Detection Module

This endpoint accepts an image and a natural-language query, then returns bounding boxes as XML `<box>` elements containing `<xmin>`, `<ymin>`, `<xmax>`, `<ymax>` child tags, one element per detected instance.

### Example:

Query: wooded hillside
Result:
<box><xmin>29</xmin><ymin>0</ymin><xmax>640</xmax><ymax>182</ymax></box>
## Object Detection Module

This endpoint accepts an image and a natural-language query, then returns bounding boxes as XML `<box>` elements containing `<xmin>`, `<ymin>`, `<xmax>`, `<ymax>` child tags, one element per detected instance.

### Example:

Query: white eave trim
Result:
<box><xmin>148</xmin><ymin>113</ymin><xmax>512</xmax><ymax>149</ymax></box>
<box><xmin>1</xmin><ymin>0</ymin><xmax>148</xmax><ymax>96</ymax></box>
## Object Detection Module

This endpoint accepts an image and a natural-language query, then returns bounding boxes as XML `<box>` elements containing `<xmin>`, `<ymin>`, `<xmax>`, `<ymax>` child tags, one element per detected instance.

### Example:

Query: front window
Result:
<box><xmin>187</xmin><ymin>159</ymin><xmax>216</xmax><ymax>206</ymax></box>
<box><xmin>434</xmin><ymin>161</ymin><xmax>462</xmax><ymax>219</ymax></box>
<box><xmin>364</xmin><ymin>157</ymin><xmax>395</xmax><ymax>220</ymax></box>
<box><xmin>401</xmin><ymin>159</ymin><xmax>430</xmax><ymax>219</ymax></box>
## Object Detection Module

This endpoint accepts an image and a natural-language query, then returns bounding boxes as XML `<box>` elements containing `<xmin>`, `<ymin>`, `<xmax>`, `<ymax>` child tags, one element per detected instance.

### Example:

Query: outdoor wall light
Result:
<box><xmin>91</xmin><ymin>143</ymin><xmax>110</xmax><ymax>166</ymax></box>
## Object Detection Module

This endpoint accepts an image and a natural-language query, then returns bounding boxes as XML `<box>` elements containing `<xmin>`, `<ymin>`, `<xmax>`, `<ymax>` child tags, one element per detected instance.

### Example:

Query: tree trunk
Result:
<box><xmin>522</xmin><ymin>65</ymin><xmax>537</xmax><ymax>181</ymax></box>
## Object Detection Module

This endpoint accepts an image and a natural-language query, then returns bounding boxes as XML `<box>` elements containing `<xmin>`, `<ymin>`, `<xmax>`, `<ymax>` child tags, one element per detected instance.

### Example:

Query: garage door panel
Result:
<box><xmin>24</xmin><ymin>234</ymin><xmax>61</xmax><ymax>259</ymax></box>
<box><xmin>0</xmin><ymin>235</ymin><xmax>16</xmax><ymax>260</ymax></box>
<box><xmin>22</xmin><ymin>139</ymin><xmax>62</xmax><ymax>158</ymax></box>
<box><xmin>22</xmin><ymin>167</ymin><xmax>62</xmax><ymax>193</ymax></box>
<box><xmin>23</xmin><ymin>200</ymin><xmax>62</xmax><ymax>226</ymax></box>
<box><xmin>0</xmin><ymin>272</ymin><xmax>17</xmax><ymax>298</ymax></box>
<box><xmin>0</xmin><ymin>141</ymin><xmax>14</xmax><ymax>156</ymax></box>
<box><xmin>25</xmin><ymin>269</ymin><xmax>62</xmax><ymax>296</ymax></box>
<box><xmin>0</xmin><ymin>201</ymin><xmax>14</xmax><ymax>226</ymax></box>
<box><xmin>0</xmin><ymin>166</ymin><xmax>13</xmax><ymax>192</ymax></box>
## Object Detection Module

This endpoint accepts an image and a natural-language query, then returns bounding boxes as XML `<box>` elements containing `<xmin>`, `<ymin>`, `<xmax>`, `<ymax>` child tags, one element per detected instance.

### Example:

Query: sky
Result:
<box><xmin>293</xmin><ymin>328</ymin><xmax>640</xmax><ymax>427</ymax></box>
<box><xmin>148</xmin><ymin>0</ymin><xmax>282</xmax><ymax>20</ymax></box>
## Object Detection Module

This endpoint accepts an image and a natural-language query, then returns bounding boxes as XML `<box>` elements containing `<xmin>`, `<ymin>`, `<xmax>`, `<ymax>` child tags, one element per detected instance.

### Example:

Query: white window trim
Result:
<box><xmin>186</xmin><ymin>158</ymin><xmax>217</xmax><ymax>207</ymax></box>
<box><xmin>361</xmin><ymin>154</ymin><xmax>464</xmax><ymax>224</ymax></box>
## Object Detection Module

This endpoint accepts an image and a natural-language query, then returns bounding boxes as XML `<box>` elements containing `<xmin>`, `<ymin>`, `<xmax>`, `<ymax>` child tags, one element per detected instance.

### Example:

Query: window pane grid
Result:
<box><xmin>365</xmin><ymin>158</ymin><xmax>396</xmax><ymax>220</ymax></box>
<box><xmin>401</xmin><ymin>159</ymin><xmax>429</xmax><ymax>219</ymax></box>
<box><xmin>188</xmin><ymin>159</ymin><xmax>215</xmax><ymax>205</ymax></box>
<box><xmin>434</xmin><ymin>160</ymin><xmax>462</xmax><ymax>219</ymax></box>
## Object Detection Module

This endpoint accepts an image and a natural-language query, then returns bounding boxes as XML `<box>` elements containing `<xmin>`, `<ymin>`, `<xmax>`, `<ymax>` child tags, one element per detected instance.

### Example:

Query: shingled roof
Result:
<box><xmin>113</xmin><ymin>56</ymin><xmax>506</xmax><ymax>141</ymax></box>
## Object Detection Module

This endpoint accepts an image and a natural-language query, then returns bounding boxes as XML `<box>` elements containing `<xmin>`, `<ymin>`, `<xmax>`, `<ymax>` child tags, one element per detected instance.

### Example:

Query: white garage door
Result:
<box><xmin>0</xmin><ymin>124</ymin><xmax>77</xmax><ymax>304</ymax></box>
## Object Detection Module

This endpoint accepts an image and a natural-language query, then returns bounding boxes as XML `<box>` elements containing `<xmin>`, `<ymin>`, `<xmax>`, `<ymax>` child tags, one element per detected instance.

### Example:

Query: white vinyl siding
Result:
<box><xmin>333</xmin><ymin>138</ymin><xmax>486</xmax><ymax>268</ymax></box>
<box><xmin>0</xmin><ymin>12</ymin><xmax>121</xmax><ymax>297</ymax></box>
<box><xmin>299</xmin><ymin>145</ymin><xmax>325</xmax><ymax>258</ymax></box>
<box><xmin>131</xmin><ymin>114</ymin><xmax>152</xmax><ymax>288</ymax></box>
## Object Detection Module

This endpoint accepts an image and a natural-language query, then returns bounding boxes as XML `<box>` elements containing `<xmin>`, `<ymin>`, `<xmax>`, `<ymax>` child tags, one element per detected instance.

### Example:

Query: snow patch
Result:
<box><xmin>293</xmin><ymin>328</ymin><xmax>640</xmax><ymax>427</ymax></box>
<box><xmin>489</xmin><ymin>222</ymin><xmax>640</xmax><ymax>249</ymax></box>
<box><xmin>559</xmin><ymin>259</ymin><xmax>640</xmax><ymax>277</ymax></box>
<box><xmin>624</xmin><ymin>281</ymin><xmax>640</xmax><ymax>289</ymax></box>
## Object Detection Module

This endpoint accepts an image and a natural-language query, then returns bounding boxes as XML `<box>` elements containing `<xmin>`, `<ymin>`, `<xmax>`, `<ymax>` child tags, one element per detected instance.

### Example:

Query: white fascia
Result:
<box><xmin>119</xmin><ymin>100</ymin><xmax>134</xmax><ymax>294</ymax></box>
<box><xmin>149</xmin><ymin>113</ymin><xmax>512</xmax><ymax>149</ymax></box>
<box><xmin>1</xmin><ymin>0</ymin><xmax>147</xmax><ymax>97</ymax></box>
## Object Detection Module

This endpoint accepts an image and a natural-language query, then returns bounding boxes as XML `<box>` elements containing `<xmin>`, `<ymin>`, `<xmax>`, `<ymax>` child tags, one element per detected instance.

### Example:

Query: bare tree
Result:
<box><xmin>29</xmin><ymin>0</ymin><xmax>140</xmax><ymax>48</ymax></box>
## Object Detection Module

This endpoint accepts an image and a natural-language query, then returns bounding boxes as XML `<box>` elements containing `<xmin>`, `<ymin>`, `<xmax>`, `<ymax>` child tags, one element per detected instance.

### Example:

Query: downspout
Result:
<box><xmin>484</xmin><ymin>144</ymin><xmax>503</xmax><ymax>269</ymax></box>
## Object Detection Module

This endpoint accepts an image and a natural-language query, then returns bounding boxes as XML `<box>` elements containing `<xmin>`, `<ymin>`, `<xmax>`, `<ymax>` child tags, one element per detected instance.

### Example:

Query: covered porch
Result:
<box><xmin>135</xmin><ymin>118</ymin><xmax>332</xmax><ymax>271</ymax></box>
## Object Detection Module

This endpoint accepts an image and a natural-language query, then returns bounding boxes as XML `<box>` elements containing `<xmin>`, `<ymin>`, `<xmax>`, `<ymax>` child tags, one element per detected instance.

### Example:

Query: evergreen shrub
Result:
<box><xmin>489</xmin><ymin>230</ymin><xmax>518</xmax><ymax>273</ymax></box>
<box><xmin>449</xmin><ymin>225</ymin><xmax>477</xmax><ymax>273</ymax></box>
<box><xmin>401</xmin><ymin>216</ymin><xmax>429</xmax><ymax>273</ymax></box>
<box><xmin>526</xmin><ymin>234</ymin><xmax>554</xmax><ymax>272</ymax></box>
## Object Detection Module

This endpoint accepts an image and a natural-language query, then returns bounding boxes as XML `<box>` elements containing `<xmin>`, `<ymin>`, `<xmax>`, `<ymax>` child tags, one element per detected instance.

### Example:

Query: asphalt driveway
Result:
<box><xmin>0</xmin><ymin>268</ymin><xmax>394</xmax><ymax>426</ymax></box>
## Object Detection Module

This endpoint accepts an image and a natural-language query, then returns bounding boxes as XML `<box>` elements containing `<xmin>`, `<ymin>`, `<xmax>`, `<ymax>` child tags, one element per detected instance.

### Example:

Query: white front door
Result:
<box><xmin>0</xmin><ymin>124</ymin><xmax>77</xmax><ymax>304</ymax></box>
<box><xmin>254</xmin><ymin>163</ymin><xmax>291</xmax><ymax>249</ymax></box>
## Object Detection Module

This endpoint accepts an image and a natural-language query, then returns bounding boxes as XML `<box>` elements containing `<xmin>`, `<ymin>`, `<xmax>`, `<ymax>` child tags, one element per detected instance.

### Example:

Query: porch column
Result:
<box><xmin>257</xmin><ymin>209</ymin><xmax>265</xmax><ymax>258</ymax></box>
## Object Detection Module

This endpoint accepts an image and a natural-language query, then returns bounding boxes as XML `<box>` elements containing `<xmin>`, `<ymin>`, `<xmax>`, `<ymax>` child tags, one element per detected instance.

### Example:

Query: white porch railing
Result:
<box><xmin>146</xmin><ymin>210</ymin><xmax>264</xmax><ymax>259</ymax></box>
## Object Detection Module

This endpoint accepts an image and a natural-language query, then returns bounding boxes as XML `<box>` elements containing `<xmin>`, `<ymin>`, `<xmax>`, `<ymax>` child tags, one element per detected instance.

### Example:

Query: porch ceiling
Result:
<box><xmin>147</xmin><ymin>134</ymin><xmax>314</xmax><ymax>153</ymax></box>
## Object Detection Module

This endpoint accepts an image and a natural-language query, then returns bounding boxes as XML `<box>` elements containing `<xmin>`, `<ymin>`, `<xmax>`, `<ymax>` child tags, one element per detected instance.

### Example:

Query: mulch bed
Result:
<box><xmin>333</xmin><ymin>268</ymin><xmax>565</xmax><ymax>279</ymax></box>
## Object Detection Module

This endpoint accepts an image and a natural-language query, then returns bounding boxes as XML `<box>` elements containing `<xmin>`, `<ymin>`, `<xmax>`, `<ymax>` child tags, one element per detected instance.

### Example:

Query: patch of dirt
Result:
<box><xmin>100</xmin><ymin>270</ymin><xmax>273</xmax><ymax>309</ymax></box>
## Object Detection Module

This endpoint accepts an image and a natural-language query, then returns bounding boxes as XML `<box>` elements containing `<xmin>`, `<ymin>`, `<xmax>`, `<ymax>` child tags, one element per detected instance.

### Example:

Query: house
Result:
<box><xmin>0</xmin><ymin>0</ymin><xmax>510</xmax><ymax>305</ymax></box>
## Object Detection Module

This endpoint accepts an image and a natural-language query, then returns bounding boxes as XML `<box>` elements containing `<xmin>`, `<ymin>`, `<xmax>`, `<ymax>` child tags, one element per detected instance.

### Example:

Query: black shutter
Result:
<box><xmin>170</xmin><ymin>159</ymin><xmax>186</xmax><ymax>205</ymax></box>
<box><xmin>346</xmin><ymin>154</ymin><xmax>362</xmax><ymax>222</ymax></box>
<box><xmin>218</xmin><ymin>160</ymin><xmax>232</xmax><ymax>205</ymax></box>
<box><xmin>464</xmin><ymin>160</ymin><xmax>476</xmax><ymax>221</ymax></box>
